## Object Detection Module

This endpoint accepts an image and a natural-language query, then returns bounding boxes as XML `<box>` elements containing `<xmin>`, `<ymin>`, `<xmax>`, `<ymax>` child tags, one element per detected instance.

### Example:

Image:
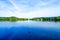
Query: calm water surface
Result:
<box><xmin>0</xmin><ymin>21</ymin><xmax>60</xmax><ymax>40</ymax></box>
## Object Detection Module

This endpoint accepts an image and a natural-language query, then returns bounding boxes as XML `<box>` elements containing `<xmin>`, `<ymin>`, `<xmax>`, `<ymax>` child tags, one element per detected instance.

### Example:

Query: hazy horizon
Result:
<box><xmin>0</xmin><ymin>0</ymin><xmax>60</xmax><ymax>18</ymax></box>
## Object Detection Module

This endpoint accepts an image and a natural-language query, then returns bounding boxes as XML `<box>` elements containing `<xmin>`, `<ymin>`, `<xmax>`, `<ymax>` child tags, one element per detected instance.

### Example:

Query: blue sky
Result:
<box><xmin>0</xmin><ymin>0</ymin><xmax>60</xmax><ymax>18</ymax></box>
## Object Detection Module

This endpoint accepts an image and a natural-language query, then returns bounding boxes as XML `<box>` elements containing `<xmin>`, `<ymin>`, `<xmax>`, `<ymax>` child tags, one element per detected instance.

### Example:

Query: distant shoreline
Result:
<box><xmin>0</xmin><ymin>16</ymin><xmax>60</xmax><ymax>22</ymax></box>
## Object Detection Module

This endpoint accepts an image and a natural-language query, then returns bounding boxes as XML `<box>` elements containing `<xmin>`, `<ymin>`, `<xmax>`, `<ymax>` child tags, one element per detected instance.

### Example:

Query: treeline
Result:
<box><xmin>29</xmin><ymin>16</ymin><xmax>60</xmax><ymax>22</ymax></box>
<box><xmin>0</xmin><ymin>16</ymin><xmax>60</xmax><ymax>22</ymax></box>
<box><xmin>0</xmin><ymin>16</ymin><xmax>28</xmax><ymax>22</ymax></box>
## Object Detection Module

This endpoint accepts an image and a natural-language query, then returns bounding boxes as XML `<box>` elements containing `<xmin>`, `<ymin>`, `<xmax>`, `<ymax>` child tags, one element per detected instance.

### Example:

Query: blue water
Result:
<box><xmin>0</xmin><ymin>21</ymin><xmax>60</xmax><ymax>40</ymax></box>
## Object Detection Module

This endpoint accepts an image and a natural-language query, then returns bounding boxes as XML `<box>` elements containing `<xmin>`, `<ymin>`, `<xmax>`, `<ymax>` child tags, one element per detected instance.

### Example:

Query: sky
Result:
<box><xmin>0</xmin><ymin>0</ymin><xmax>60</xmax><ymax>18</ymax></box>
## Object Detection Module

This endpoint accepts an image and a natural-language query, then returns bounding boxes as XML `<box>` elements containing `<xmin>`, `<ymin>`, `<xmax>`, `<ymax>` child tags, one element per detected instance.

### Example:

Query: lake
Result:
<box><xmin>0</xmin><ymin>21</ymin><xmax>60</xmax><ymax>40</ymax></box>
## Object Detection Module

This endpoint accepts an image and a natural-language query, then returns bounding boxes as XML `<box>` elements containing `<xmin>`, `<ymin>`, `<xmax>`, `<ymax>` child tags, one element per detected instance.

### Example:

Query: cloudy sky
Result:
<box><xmin>0</xmin><ymin>0</ymin><xmax>60</xmax><ymax>18</ymax></box>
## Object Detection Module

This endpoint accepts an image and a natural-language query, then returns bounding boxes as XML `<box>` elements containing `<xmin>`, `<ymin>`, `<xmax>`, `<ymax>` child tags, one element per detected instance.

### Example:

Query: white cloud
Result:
<box><xmin>14</xmin><ymin>6</ymin><xmax>60</xmax><ymax>18</ymax></box>
<box><xmin>9</xmin><ymin>0</ymin><xmax>19</xmax><ymax>10</ymax></box>
<box><xmin>0</xmin><ymin>0</ymin><xmax>60</xmax><ymax>17</ymax></box>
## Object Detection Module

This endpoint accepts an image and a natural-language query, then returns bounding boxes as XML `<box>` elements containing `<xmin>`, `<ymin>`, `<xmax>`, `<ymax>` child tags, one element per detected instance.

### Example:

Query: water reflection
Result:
<box><xmin>0</xmin><ymin>21</ymin><xmax>60</xmax><ymax>40</ymax></box>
